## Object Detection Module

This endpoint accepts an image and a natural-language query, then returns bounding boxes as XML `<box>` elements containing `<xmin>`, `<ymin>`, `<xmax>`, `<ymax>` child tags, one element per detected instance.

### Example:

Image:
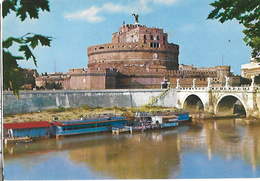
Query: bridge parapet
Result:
<box><xmin>175</xmin><ymin>86</ymin><xmax>260</xmax><ymax>92</ymax></box>
<box><xmin>177</xmin><ymin>87</ymin><xmax>208</xmax><ymax>91</ymax></box>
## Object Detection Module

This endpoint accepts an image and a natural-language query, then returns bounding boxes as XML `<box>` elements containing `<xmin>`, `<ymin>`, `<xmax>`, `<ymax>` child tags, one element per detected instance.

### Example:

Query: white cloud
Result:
<box><xmin>64</xmin><ymin>0</ymin><xmax>179</xmax><ymax>23</ymax></box>
<box><xmin>102</xmin><ymin>3</ymin><xmax>131</xmax><ymax>13</ymax></box>
<box><xmin>65</xmin><ymin>6</ymin><xmax>104</xmax><ymax>23</ymax></box>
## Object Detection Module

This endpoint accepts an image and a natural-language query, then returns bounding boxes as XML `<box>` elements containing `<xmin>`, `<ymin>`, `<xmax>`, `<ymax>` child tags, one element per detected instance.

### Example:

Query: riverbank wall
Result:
<box><xmin>3</xmin><ymin>89</ymin><xmax>177</xmax><ymax>115</ymax></box>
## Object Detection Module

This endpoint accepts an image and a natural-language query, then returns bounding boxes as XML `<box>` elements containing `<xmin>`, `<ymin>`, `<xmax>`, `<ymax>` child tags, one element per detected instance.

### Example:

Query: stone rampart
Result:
<box><xmin>87</xmin><ymin>42</ymin><xmax>178</xmax><ymax>68</ymax></box>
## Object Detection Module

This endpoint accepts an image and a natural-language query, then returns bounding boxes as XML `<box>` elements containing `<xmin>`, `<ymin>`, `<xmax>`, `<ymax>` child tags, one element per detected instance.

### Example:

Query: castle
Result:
<box><xmin>36</xmin><ymin>16</ymin><xmax>240</xmax><ymax>89</ymax></box>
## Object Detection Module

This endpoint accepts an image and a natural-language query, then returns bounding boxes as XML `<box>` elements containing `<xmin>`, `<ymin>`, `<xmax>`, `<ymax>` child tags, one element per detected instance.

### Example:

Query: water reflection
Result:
<box><xmin>68</xmin><ymin>132</ymin><xmax>180</xmax><ymax>179</ymax></box>
<box><xmin>179</xmin><ymin>119</ymin><xmax>260</xmax><ymax>171</ymax></box>
<box><xmin>4</xmin><ymin>119</ymin><xmax>260</xmax><ymax>179</ymax></box>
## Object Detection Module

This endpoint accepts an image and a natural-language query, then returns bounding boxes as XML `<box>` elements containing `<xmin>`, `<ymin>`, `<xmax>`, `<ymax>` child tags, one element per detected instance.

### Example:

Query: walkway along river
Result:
<box><xmin>3</xmin><ymin>118</ymin><xmax>260</xmax><ymax>179</ymax></box>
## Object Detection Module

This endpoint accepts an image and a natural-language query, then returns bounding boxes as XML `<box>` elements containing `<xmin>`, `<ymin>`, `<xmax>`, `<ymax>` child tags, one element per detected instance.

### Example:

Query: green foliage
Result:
<box><xmin>3</xmin><ymin>0</ymin><xmax>52</xmax><ymax>95</ymax></box>
<box><xmin>240</xmin><ymin>76</ymin><xmax>251</xmax><ymax>85</ymax></box>
<box><xmin>3</xmin><ymin>0</ymin><xmax>50</xmax><ymax>21</ymax></box>
<box><xmin>45</xmin><ymin>82</ymin><xmax>63</xmax><ymax>89</ymax></box>
<box><xmin>57</xmin><ymin>106</ymin><xmax>66</xmax><ymax>112</ymax></box>
<box><xmin>208</xmin><ymin>0</ymin><xmax>260</xmax><ymax>59</ymax></box>
<box><xmin>255</xmin><ymin>75</ymin><xmax>260</xmax><ymax>84</ymax></box>
<box><xmin>47</xmin><ymin>106</ymin><xmax>66</xmax><ymax>113</ymax></box>
<box><xmin>81</xmin><ymin>104</ymin><xmax>92</xmax><ymax>110</ymax></box>
<box><xmin>240</xmin><ymin>75</ymin><xmax>260</xmax><ymax>85</ymax></box>
<box><xmin>3</xmin><ymin>51</ymin><xmax>24</xmax><ymax>95</ymax></box>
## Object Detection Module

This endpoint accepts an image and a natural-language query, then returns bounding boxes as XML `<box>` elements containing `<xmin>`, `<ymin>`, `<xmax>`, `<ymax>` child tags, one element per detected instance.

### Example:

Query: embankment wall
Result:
<box><xmin>3</xmin><ymin>89</ymin><xmax>177</xmax><ymax>115</ymax></box>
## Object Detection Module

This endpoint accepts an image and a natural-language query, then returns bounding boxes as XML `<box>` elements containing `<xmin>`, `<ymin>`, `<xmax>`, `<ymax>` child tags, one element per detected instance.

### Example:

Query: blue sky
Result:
<box><xmin>3</xmin><ymin>0</ymin><xmax>251</xmax><ymax>74</ymax></box>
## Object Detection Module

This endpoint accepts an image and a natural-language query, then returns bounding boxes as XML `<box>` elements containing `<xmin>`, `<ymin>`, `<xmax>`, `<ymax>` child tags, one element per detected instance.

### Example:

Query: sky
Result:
<box><xmin>3</xmin><ymin>0</ymin><xmax>252</xmax><ymax>75</ymax></box>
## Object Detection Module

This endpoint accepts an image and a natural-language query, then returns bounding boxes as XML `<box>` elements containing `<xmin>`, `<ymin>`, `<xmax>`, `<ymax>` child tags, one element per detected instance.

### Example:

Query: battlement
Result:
<box><xmin>68</xmin><ymin>68</ymin><xmax>87</xmax><ymax>74</ymax></box>
<box><xmin>112</xmin><ymin>23</ymin><xmax>168</xmax><ymax>45</ymax></box>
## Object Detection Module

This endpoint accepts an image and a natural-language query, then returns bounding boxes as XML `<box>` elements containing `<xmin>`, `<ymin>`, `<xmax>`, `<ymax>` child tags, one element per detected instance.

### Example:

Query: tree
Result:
<box><xmin>2</xmin><ymin>0</ymin><xmax>52</xmax><ymax>95</ymax></box>
<box><xmin>208</xmin><ymin>0</ymin><xmax>260</xmax><ymax>60</ymax></box>
<box><xmin>45</xmin><ymin>82</ymin><xmax>62</xmax><ymax>90</ymax></box>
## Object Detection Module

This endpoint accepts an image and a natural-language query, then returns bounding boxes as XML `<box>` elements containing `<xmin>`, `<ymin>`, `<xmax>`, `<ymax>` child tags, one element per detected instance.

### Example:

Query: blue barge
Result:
<box><xmin>52</xmin><ymin>116</ymin><xmax>129</xmax><ymax>137</ymax></box>
<box><xmin>3</xmin><ymin>113</ymin><xmax>190</xmax><ymax>141</ymax></box>
<box><xmin>4</xmin><ymin>121</ymin><xmax>52</xmax><ymax>138</ymax></box>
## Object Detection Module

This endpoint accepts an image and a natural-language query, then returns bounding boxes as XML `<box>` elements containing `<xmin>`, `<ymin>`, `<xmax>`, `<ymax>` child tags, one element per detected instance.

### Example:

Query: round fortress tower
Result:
<box><xmin>87</xmin><ymin>18</ymin><xmax>179</xmax><ymax>73</ymax></box>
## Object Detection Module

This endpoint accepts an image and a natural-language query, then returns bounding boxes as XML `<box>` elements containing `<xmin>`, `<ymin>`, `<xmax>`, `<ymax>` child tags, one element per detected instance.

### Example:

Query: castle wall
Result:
<box><xmin>87</xmin><ymin>42</ymin><xmax>179</xmax><ymax>70</ymax></box>
<box><xmin>86</xmin><ymin>74</ymin><xmax>106</xmax><ymax>89</ymax></box>
<box><xmin>116</xmin><ymin>75</ymin><xmax>163</xmax><ymax>89</ymax></box>
<box><xmin>66</xmin><ymin>74</ymin><xmax>89</xmax><ymax>90</ymax></box>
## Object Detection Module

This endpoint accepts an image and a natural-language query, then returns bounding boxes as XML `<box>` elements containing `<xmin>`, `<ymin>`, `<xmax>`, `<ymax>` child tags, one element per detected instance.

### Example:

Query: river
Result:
<box><xmin>3</xmin><ymin>118</ymin><xmax>260</xmax><ymax>179</ymax></box>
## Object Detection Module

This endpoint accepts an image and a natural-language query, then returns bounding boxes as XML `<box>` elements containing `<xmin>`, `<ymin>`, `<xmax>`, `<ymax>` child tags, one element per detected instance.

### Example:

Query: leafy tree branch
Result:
<box><xmin>2</xmin><ymin>0</ymin><xmax>52</xmax><ymax>95</ymax></box>
<box><xmin>208</xmin><ymin>0</ymin><xmax>260</xmax><ymax>60</ymax></box>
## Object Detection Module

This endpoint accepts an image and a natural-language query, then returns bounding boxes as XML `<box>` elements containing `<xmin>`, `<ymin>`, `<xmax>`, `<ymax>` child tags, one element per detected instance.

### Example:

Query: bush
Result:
<box><xmin>55</xmin><ymin>106</ymin><xmax>66</xmax><ymax>112</ymax></box>
<box><xmin>81</xmin><ymin>104</ymin><xmax>91</xmax><ymax>110</ymax></box>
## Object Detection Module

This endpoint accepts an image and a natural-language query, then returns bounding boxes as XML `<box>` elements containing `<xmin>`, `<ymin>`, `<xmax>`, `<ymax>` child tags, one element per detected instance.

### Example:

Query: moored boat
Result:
<box><xmin>131</xmin><ymin>112</ymin><xmax>191</xmax><ymax>132</ymax></box>
<box><xmin>51</xmin><ymin>116</ymin><xmax>129</xmax><ymax>137</ymax></box>
<box><xmin>3</xmin><ymin>121</ymin><xmax>52</xmax><ymax>144</ymax></box>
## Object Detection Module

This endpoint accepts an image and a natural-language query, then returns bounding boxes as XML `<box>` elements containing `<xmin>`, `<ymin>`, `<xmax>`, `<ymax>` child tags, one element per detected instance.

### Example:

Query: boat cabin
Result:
<box><xmin>3</xmin><ymin>121</ymin><xmax>52</xmax><ymax>138</ymax></box>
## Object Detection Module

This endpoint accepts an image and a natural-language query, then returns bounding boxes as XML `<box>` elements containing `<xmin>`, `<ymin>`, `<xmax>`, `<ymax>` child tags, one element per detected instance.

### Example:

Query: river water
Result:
<box><xmin>3</xmin><ymin>118</ymin><xmax>260</xmax><ymax>179</ymax></box>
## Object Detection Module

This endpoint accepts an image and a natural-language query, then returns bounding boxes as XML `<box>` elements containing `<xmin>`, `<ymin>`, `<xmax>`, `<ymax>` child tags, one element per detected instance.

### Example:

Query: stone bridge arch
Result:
<box><xmin>215</xmin><ymin>94</ymin><xmax>247</xmax><ymax>117</ymax></box>
<box><xmin>182</xmin><ymin>94</ymin><xmax>205</xmax><ymax>112</ymax></box>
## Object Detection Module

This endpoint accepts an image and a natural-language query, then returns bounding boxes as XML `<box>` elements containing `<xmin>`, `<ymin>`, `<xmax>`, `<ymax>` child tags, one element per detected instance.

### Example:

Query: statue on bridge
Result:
<box><xmin>225</xmin><ymin>76</ymin><xmax>229</xmax><ymax>88</ymax></box>
<box><xmin>207</xmin><ymin>77</ymin><xmax>212</xmax><ymax>88</ymax></box>
<box><xmin>192</xmin><ymin>79</ymin><xmax>196</xmax><ymax>88</ymax></box>
<box><xmin>176</xmin><ymin>79</ymin><xmax>180</xmax><ymax>88</ymax></box>
<box><xmin>251</xmin><ymin>75</ymin><xmax>255</xmax><ymax>88</ymax></box>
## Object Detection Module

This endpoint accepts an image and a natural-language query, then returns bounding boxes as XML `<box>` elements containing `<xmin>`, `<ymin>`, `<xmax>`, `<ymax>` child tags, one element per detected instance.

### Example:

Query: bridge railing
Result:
<box><xmin>176</xmin><ymin>86</ymin><xmax>260</xmax><ymax>91</ymax></box>
<box><xmin>177</xmin><ymin>87</ymin><xmax>208</xmax><ymax>91</ymax></box>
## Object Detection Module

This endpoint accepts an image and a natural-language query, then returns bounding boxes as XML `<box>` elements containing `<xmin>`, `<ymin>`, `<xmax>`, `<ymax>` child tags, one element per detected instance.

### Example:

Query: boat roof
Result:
<box><xmin>52</xmin><ymin>116</ymin><xmax>127</xmax><ymax>127</ymax></box>
<box><xmin>135</xmin><ymin>112</ymin><xmax>189</xmax><ymax>117</ymax></box>
<box><xmin>4</xmin><ymin>121</ymin><xmax>51</xmax><ymax>129</ymax></box>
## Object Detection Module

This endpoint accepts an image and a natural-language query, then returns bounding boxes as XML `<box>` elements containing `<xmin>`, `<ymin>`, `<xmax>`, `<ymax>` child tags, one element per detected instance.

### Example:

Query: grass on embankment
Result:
<box><xmin>3</xmin><ymin>105</ymin><xmax>181</xmax><ymax>123</ymax></box>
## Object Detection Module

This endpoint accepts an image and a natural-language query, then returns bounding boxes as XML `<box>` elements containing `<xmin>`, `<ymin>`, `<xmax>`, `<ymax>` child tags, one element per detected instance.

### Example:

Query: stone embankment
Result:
<box><xmin>3</xmin><ymin>89</ymin><xmax>177</xmax><ymax>115</ymax></box>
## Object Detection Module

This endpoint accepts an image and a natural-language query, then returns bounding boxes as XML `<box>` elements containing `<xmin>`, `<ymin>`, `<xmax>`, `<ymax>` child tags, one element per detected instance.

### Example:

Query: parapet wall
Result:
<box><xmin>3</xmin><ymin>89</ymin><xmax>176</xmax><ymax>115</ymax></box>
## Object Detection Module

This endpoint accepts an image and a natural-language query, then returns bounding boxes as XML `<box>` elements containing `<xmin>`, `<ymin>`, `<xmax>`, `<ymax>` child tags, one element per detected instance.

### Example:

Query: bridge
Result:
<box><xmin>163</xmin><ymin>77</ymin><xmax>260</xmax><ymax>118</ymax></box>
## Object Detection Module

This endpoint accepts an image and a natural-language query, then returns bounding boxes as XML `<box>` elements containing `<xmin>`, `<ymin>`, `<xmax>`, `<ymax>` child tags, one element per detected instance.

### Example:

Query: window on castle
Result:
<box><xmin>150</xmin><ymin>35</ymin><xmax>153</xmax><ymax>40</ymax></box>
<box><xmin>150</xmin><ymin>42</ymin><xmax>159</xmax><ymax>48</ymax></box>
<box><xmin>144</xmin><ymin>35</ymin><xmax>146</xmax><ymax>40</ymax></box>
<box><xmin>157</xmin><ymin>36</ymin><xmax>159</xmax><ymax>40</ymax></box>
